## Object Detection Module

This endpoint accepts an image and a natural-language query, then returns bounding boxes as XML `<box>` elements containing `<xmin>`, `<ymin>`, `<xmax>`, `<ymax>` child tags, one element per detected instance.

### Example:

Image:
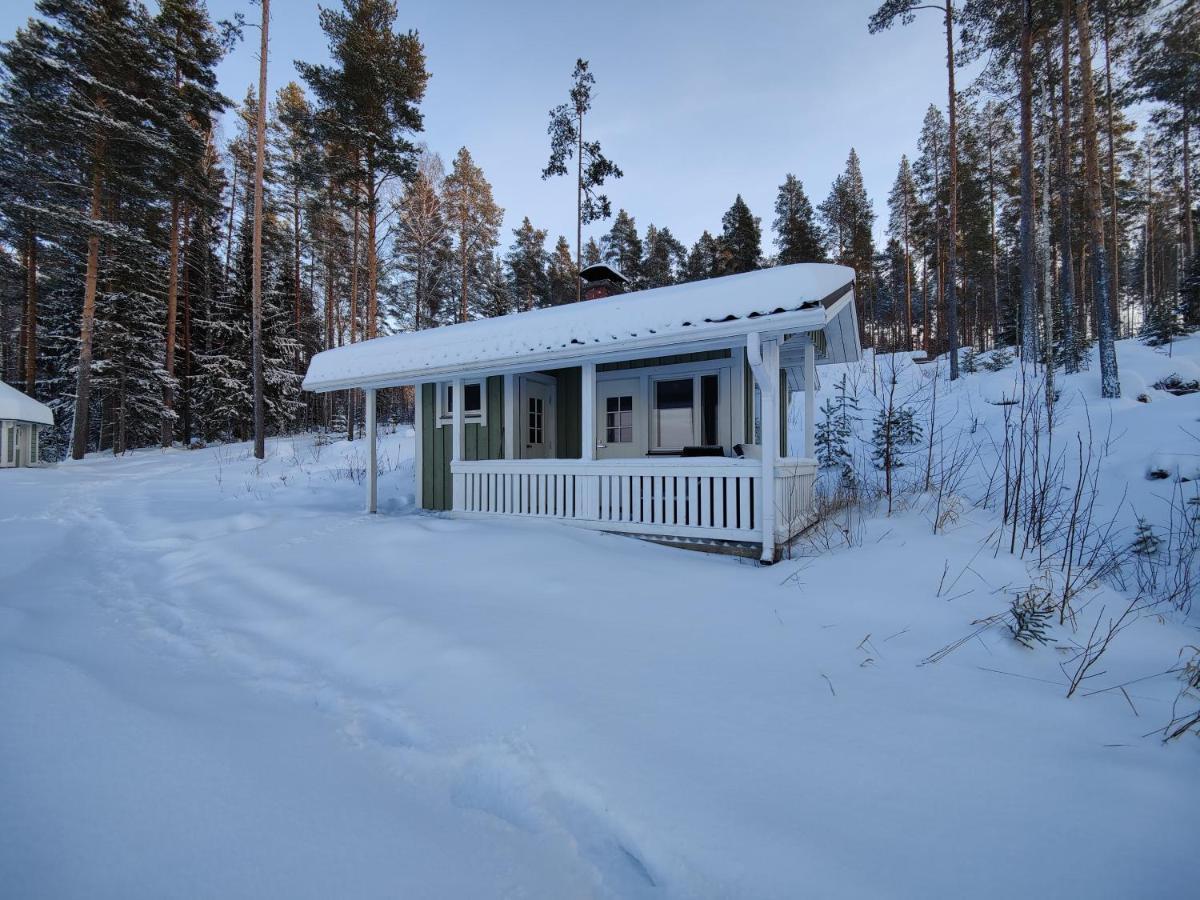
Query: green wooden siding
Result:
<box><xmin>420</xmin><ymin>376</ymin><xmax>504</xmax><ymax>511</ymax></box>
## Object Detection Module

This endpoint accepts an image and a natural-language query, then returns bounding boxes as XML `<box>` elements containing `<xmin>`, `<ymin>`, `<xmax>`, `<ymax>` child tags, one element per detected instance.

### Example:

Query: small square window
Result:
<box><xmin>438</xmin><ymin>381</ymin><xmax>486</xmax><ymax>425</ymax></box>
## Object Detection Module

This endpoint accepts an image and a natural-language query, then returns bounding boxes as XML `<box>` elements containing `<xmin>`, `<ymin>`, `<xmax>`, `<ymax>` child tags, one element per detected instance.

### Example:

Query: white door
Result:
<box><xmin>521</xmin><ymin>376</ymin><xmax>556</xmax><ymax>458</ymax></box>
<box><xmin>596</xmin><ymin>378</ymin><xmax>645</xmax><ymax>459</ymax></box>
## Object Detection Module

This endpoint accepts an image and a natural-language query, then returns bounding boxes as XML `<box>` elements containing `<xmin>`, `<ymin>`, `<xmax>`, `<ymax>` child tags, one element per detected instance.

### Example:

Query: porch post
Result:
<box><xmin>365</xmin><ymin>387</ymin><xmax>377</xmax><ymax>514</ymax></box>
<box><xmin>581</xmin><ymin>361</ymin><xmax>596</xmax><ymax>461</ymax></box>
<box><xmin>502</xmin><ymin>373</ymin><xmax>517</xmax><ymax>459</ymax></box>
<box><xmin>804</xmin><ymin>335</ymin><xmax>816</xmax><ymax>460</ymax></box>
<box><xmin>451</xmin><ymin>377</ymin><xmax>465</xmax><ymax>510</ymax></box>
<box><xmin>748</xmin><ymin>333</ymin><xmax>780</xmax><ymax>563</ymax></box>
<box><xmin>414</xmin><ymin>384</ymin><xmax>424</xmax><ymax>509</ymax></box>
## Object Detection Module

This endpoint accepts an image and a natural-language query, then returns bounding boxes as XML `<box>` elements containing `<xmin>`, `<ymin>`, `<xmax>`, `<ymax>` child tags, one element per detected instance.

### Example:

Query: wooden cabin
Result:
<box><xmin>0</xmin><ymin>381</ymin><xmax>53</xmax><ymax>468</ymax></box>
<box><xmin>302</xmin><ymin>263</ymin><xmax>861</xmax><ymax>561</ymax></box>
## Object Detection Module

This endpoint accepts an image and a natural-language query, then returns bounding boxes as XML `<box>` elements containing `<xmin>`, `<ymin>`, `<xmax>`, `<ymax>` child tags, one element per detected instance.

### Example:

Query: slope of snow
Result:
<box><xmin>2</xmin><ymin>337</ymin><xmax>1197</xmax><ymax>898</ymax></box>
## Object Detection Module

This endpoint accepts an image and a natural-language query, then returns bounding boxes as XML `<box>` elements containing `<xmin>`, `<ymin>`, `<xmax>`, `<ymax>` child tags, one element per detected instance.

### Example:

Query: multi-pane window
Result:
<box><xmin>605</xmin><ymin>395</ymin><xmax>633</xmax><ymax>443</ymax></box>
<box><xmin>30</xmin><ymin>426</ymin><xmax>38</xmax><ymax>463</ymax></box>
<box><xmin>527</xmin><ymin>396</ymin><xmax>543</xmax><ymax>445</ymax></box>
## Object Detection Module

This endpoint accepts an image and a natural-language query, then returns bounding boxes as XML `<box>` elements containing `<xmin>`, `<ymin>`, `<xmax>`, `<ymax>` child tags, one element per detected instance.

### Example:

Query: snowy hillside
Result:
<box><xmin>1</xmin><ymin>338</ymin><xmax>1197</xmax><ymax>899</ymax></box>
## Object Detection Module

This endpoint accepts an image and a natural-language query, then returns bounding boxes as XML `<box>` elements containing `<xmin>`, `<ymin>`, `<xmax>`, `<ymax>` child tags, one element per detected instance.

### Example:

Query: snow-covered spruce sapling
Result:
<box><xmin>981</xmin><ymin>347</ymin><xmax>1014</xmax><ymax>371</ymax></box>
<box><xmin>1131</xmin><ymin>517</ymin><xmax>1162</xmax><ymax>556</ymax></box>
<box><xmin>960</xmin><ymin>346</ymin><xmax>979</xmax><ymax>374</ymax></box>
<box><xmin>1008</xmin><ymin>591</ymin><xmax>1053</xmax><ymax>649</ymax></box>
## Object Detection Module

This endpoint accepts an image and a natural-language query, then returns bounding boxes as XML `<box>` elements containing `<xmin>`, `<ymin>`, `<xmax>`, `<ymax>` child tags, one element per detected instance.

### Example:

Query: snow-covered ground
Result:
<box><xmin>2</xmin><ymin>337</ymin><xmax>1197</xmax><ymax>899</ymax></box>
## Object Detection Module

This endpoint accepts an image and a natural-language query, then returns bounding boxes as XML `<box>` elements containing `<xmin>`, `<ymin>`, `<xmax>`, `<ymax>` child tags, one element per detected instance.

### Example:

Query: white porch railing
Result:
<box><xmin>451</xmin><ymin>457</ymin><xmax>817</xmax><ymax>547</ymax></box>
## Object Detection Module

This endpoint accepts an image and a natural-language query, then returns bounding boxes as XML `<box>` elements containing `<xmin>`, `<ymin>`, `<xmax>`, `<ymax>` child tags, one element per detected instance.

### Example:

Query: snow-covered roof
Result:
<box><xmin>304</xmin><ymin>263</ymin><xmax>857</xmax><ymax>392</ymax></box>
<box><xmin>0</xmin><ymin>380</ymin><xmax>53</xmax><ymax>426</ymax></box>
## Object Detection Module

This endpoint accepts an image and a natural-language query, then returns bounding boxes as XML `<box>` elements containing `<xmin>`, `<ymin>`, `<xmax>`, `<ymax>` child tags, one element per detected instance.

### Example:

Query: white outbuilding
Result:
<box><xmin>0</xmin><ymin>380</ymin><xmax>53</xmax><ymax>467</ymax></box>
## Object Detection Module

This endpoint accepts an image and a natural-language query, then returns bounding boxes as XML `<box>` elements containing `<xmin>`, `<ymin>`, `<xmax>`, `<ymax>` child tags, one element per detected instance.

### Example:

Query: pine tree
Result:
<box><xmin>601</xmin><ymin>209</ymin><xmax>642</xmax><ymax>284</ymax></box>
<box><xmin>870</xmin><ymin>0</ymin><xmax>961</xmax><ymax>379</ymax></box>
<box><xmin>442</xmin><ymin>146</ymin><xmax>503</xmax><ymax>322</ymax></box>
<box><xmin>541</xmin><ymin>59</ymin><xmax>623</xmax><ymax>302</ymax></box>
<box><xmin>773</xmin><ymin>174</ymin><xmax>824</xmax><ymax>264</ymax></box>
<box><xmin>718</xmin><ymin>195</ymin><xmax>762</xmax><ymax>275</ymax></box>
<box><xmin>887</xmin><ymin>156</ymin><xmax>919</xmax><ymax>349</ymax></box>
<box><xmin>393</xmin><ymin>150</ymin><xmax>452</xmax><ymax>327</ymax></box>
<box><xmin>298</xmin><ymin>0</ymin><xmax>429</xmax><ymax>341</ymax></box>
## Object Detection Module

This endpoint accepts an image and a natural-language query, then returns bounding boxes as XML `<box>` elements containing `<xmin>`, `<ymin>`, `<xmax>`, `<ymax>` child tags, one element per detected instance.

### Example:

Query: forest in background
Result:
<box><xmin>0</xmin><ymin>0</ymin><xmax>1196</xmax><ymax>459</ymax></box>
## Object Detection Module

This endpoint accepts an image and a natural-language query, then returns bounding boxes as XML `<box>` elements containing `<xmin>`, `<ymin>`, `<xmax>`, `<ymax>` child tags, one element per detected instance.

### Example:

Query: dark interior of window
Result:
<box><xmin>701</xmin><ymin>374</ymin><xmax>719</xmax><ymax>446</ymax></box>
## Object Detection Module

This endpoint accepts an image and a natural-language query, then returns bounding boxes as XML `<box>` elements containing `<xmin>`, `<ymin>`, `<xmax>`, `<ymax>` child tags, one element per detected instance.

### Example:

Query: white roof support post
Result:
<box><xmin>804</xmin><ymin>335</ymin><xmax>816</xmax><ymax>460</ymax></box>
<box><xmin>413</xmin><ymin>384</ymin><xmax>424</xmax><ymax>509</ymax></box>
<box><xmin>581</xmin><ymin>361</ymin><xmax>596</xmax><ymax>461</ymax></box>
<box><xmin>451</xmin><ymin>377</ymin><xmax>465</xmax><ymax>511</ymax></box>
<box><xmin>502</xmin><ymin>373</ymin><xmax>517</xmax><ymax>460</ymax></box>
<box><xmin>365</xmin><ymin>387</ymin><xmax>378</xmax><ymax>514</ymax></box>
<box><xmin>747</xmin><ymin>332</ymin><xmax>780</xmax><ymax>563</ymax></box>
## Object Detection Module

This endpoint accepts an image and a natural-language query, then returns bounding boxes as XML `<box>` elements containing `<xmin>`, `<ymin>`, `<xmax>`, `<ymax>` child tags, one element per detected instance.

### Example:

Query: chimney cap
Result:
<box><xmin>580</xmin><ymin>263</ymin><xmax>629</xmax><ymax>285</ymax></box>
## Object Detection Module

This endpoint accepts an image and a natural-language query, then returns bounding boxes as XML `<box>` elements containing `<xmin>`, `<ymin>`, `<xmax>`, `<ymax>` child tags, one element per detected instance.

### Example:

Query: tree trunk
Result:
<box><xmin>294</xmin><ymin>178</ymin><xmax>302</xmax><ymax>374</ymax></box>
<box><xmin>1076</xmin><ymin>0</ymin><xmax>1120</xmax><ymax>397</ymax></box>
<box><xmin>576</xmin><ymin>111</ymin><xmax>583</xmax><ymax>303</ymax></box>
<box><xmin>903</xmin><ymin>192</ymin><xmax>913</xmax><ymax>351</ymax></box>
<box><xmin>366</xmin><ymin>156</ymin><xmax>378</xmax><ymax>339</ymax></box>
<box><xmin>23</xmin><ymin>229</ymin><xmax>37</xmax><ymax>397</ymax></box>
<box><xmin>1102</xmin><ymin>5</ymin><xmax>1121</xmax><ymax>333</ymax></box>
<box><xmin>945</xmin><ymin>0</ymin><xmax>960</xmax><ymax>379</ymax></box>
<box><xmin>988</xmin><ymin>126</ymin><xmax>999</xmax><ymax>349</ymax></box>
<box><xmin>1184</xmin><ymin>108</ymin><xmax>1194</xmax><ymax>263</ymax></box>
<box><xmin>162</xmin><ymin>197</ymin><xmax>181</xmax><ymax>447</ymax></box>
<box><xmin>347</xmin><ymin>178</ymin><xmax>360</xmax><ymax>442</ymax></box>
<box><xmin>252</xmin><ymin>0</ymin><xmax>269</xmax><ymax>459</ymax></box>
<box><xmin>1018</xmin><ymin>0</ymin><xmax>1039</xmax><ymax>363</ymax></box>
<box><xmin>181</xmin><ymin>209</ymin><xmax>193</xmax><ymax>445</ymax></box>
<box><xmin>1059</xmin><ymin>0</ymin><xmax>1078</xmax><ymax>370</ymax></box>
<box><xmin>224</xmin><ymin>157</ymin><xmax>237</xmax><ymax>285</ymax></box>
<box><xmin>1041</xmin><ymin>125</ymin><xmax>1056</xmax><ymax>408</ymax></box>
<box><xmin>72</xmin><ymin>143</ymin><xmax>105</xmax><ymax>460</ymax></box>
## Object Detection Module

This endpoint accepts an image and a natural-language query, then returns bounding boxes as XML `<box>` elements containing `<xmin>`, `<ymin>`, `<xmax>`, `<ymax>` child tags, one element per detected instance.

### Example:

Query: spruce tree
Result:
<box><xmin>773</xmin><ymin>174</ymin><xmax>824</xmax><ymax>264</ymax></box>
<box><xmin>718</xmin><ymin>195</ymin><xmax>762</xmax><ymax>275</ymax></box>
<box><xmin>506</xmin><ymin>218</ymin><xmax>549</xmax><ymax>311</ymax></box>
<box><xmin>546</xmin><ymin>236</ymin><xmax>577</xmax><ymax>306</ymax></box>
<box><xmin>887</xmin><ymin>156</ymin><xmax>919</xmax><ymax>349</ymax></box>
<box><xmin>601</xmin><ymin>209</ymin><xmax>642</xmax><ymax>284</ymax></box>
<box><xmin>641</xmin><ymin>224</ymin><xmax>686</xmax><ymax>288</ymax></box>
<box><xmin>683</xmin><ymin>231</ymin><xmax>720</xmax><ymax>283</ymax></box>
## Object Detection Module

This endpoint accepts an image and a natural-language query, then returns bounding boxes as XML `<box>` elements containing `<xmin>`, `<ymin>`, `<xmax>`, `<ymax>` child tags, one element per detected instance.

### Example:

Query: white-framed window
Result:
<box><xmin>437</xmin><ymin>380</ymin><xmax>486</xmax><ymax>426</ymax></box>
<box><xmin>30</xmin><ymin>426</ymin><xmax>39</xmax><ymax>463</ymax></box>
<box><xmin>604</xmin><ymin>394</ymin><xmax>634</xmax><ymax>444</ymax></box>
<box><xmin>650</xmin><ymin>372</ymin><xmax>723</xmax><ymax>451</ymax></box>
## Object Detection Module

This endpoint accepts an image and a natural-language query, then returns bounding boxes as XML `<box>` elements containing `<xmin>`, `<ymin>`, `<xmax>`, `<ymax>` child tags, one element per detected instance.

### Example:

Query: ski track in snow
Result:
<box><xmin>3</xmin><ymin>337</ymin><xmax>1200</xmax><ymax>898</ymax></box>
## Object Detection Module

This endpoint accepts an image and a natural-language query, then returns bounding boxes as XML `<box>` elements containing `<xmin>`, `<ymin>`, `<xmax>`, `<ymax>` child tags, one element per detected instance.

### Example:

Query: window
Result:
<box><xmin>30</xmin><ymin>427</ymin><xmax>38</xmax><ymax>463</ymax></box>
<box><xmin>654</xmin><ymin>378</ymin><xmax>694</xmax><ymax>450</ymax></box>
<box><xmin>605</xmin><ymin>395</ymin><xmax>633</xmax><ymax>443</ymax></box>
<box><xmin>527</xmin><ymin>396</ymin><xmax>544</xmax><ymax>445</ymax></box>
<box><xmin>438</xmin><ymin>381</ymin><xmax>486</xmax><ymax>425</ymax></box>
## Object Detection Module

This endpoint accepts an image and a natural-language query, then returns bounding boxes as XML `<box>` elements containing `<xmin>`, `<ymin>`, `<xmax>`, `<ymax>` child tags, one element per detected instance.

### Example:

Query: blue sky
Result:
<box><xmin>2</xmin><ymin>0</ymin><xmax>958</xmax><ymax>251</ymax></box>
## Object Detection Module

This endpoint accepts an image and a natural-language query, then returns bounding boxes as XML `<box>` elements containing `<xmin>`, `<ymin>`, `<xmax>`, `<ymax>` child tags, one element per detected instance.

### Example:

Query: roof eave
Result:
<box><xmin>302</xmin><ymin>304</ymin><xmax>836</xmax><ymax>393</ymax></box>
